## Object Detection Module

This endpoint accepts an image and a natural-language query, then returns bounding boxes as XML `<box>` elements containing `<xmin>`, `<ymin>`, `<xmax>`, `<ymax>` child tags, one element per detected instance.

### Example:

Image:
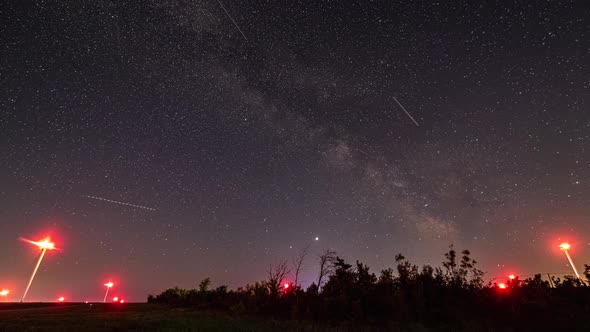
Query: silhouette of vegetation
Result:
<box><xmin>292</xmin><ymin>245</ymin><xmax>310</xmax><ymax>287</ymax></box>
<box><xmin>149</xmin><ymin>246</ymin><xmax>590</xmax><ymax>331</ymax></box>
<box><xmin>316</xmin><ymin>248</ymin><xmax>337</xmax><ymax>289</ymax></box>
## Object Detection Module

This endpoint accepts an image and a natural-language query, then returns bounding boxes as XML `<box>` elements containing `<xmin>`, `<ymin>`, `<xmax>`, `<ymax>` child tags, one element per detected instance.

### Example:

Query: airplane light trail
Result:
<box><xmin>216</xmin><ymin>0</ymin><xmax>248</xmax><ymax>41</ymax></box>
<box><xmin>84</xmin><ymin>195</ymin><xmax>156</xmax><ymax>211</ymax></box>
<box><xmin>392</xmin><ymin>96</ymin><xmax>420</xmax><ymax>127</ymax></box>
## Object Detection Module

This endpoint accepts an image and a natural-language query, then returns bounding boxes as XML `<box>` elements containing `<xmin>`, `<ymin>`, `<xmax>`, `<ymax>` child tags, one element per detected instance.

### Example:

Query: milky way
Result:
<box><xmin>1</xmin><ymin>1</ymin><xmax>589</xmax><ymax>301</ymax></box>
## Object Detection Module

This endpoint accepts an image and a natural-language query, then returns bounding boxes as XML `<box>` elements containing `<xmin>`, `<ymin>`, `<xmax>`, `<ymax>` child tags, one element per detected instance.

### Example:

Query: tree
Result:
<box><xmin>267</xmin><ymin>259</ymin><xmax>291</xmax><ymax>297</ymax></box>
<box><xmin>317</xmin><ymin>249</ymin><xmax>337</xmax><ymax>289</ymax></box>
<box><xmin>355</xmin><ymin>261</ymin><xmax>377</xmax><ymax>289</ymax></box>
<box><xmin>215</xmin><ymin>285</ymin><xmax>228</xmax><ymax>294</ymax></box>
<box><xmin>333</xmin><ymin>257</ymin><xmax>353</xmax><ymax>279</ymax></box>
<box><xmin>146</xmin><ymin>247</ymin><xmax>590</xmax><ymax>331</ymax></box>
<box><xmin>443</xmin><ymin>245</ymin><xmax>458</xmax><ymax>284</ymax></box>
<box><xmin>378</xmin><ymin>268</ymin><xmax>395</xmax><ymax>284</ymax></box>
<box><xmin>321</xmin><ymin>258</ymin><xmax>355</xmax><ymax>298</ymax></box>
<box><xmin>292</xmin><ymin>245</ymin><xmax>310</xmax><ymax>287</ymax></box>
<box><xmin>396</xmin><ymin>253</ymin><xmax>418</xmax><ymax>286</ymax></box>
<box><xmin>464</xmin><ymin>252</ymin><xmax>484</xmax><ymax>289</ymax></box>
<box><xmin>199</xmin><ymin>277</ymin><xmax>211</xmax><ymax>293</ymax></box>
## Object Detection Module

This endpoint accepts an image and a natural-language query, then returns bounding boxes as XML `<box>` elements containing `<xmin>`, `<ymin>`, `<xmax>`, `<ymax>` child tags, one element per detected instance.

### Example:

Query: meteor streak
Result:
<box><xmin>216</xmin><ymin>0</ymin><xmax>248</xmax><ymax>41</ymax></box>
<box><xmin>392</xmin><ymin>96</ymin><xmax>420</xmax><ymax>127</ymax></box>
<box><xmin>84</xmin><ymin>195</ymin><xmax>156</xmax><ymax>211</ymax></box>
<box><xmin>356</xmin><ymin>148</ymin><xmax>373</xmax><ymax>158</ymax></box>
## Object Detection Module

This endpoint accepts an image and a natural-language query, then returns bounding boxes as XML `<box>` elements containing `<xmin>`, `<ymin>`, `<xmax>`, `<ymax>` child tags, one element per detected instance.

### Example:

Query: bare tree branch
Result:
<box><xmin>292</xmin><ymin>245</ymin><xmax>310</xmax><ymax>287</ymax></box>
<box><xmin>317</xmin><ymin>249</ymin><xmax>337</xmax><ymax>289</ymax></box>
<box><xmin>267</xmin><ymin>259</ymin><xmax>291</xmax><ymax>297</ymax></box>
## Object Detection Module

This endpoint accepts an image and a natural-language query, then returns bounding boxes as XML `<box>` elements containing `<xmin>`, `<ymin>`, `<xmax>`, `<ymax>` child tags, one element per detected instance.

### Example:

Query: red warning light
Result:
<box><xmin>113</xmin><ymin>297</ymin><xmax>119</xmax><ymax>302</ymax></box>
<box><xmin>508</xmin><ymin>274</ymin><xmax>516</xmax><ymax>280</ymax></box>
<box><xmin>57</xmin><ymin>297</ymin><xmax>65</xmax><ymax>302</ymax></box>
<box><xmin>120</xmin><ymin>299</ymin><xmax>125</xmax><ymax>303</ymax></box>
<box><xmin>498</xmin><ymin>283</ymin><xmax>507</xmax><ymax>289</ymax></box>
<box><xmin>283</xmin><ymin>283</ymin><xmax>290</xmax><ymax>289</ymax></box>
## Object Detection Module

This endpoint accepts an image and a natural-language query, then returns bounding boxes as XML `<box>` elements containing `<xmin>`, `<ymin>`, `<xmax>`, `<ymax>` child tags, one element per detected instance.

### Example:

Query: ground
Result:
<box><xmin>0</xmin><ymin>303</ymin><xmax>265</xmax><ymax>331</ymax></box>
<box><xmin>0</xmin><ymin>303</ymin><xmax>397</xmax><ymax>332</ymax></box>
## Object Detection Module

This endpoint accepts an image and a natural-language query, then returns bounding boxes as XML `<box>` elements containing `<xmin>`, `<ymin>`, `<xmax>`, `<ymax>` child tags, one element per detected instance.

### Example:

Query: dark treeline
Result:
<box><xmin>148</xmin><ymin>246</ymin><xmax>590</xmax><ymax>331</ymax></box>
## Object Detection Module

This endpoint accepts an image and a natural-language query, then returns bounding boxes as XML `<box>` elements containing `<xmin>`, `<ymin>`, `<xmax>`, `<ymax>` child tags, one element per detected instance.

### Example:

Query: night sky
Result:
<box><xmin>1</xmin><ymin>1</ymin><xmax>589</xmax><ymax>302</ymax></box>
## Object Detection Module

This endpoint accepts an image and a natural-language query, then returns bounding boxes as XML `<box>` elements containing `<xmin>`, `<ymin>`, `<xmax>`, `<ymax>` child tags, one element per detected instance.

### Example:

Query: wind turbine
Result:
<box><xmin>0</xmin><ymin>289</ymin><xmax>9</xmax><ymax>301</ymax></box>
<box><xmin>20</xmin><ymin>237</ymin><xmax>57</xmax><ymax>302</ymax></box>
<box><xmin>103</xmin><ymin>281</ymin><xmax>114</xmax><ymax>302</ymax></box>
<box><xmin>559</xmin><ymin>242</ymin><xmax>582</xmax><ymax>280</ymax></box>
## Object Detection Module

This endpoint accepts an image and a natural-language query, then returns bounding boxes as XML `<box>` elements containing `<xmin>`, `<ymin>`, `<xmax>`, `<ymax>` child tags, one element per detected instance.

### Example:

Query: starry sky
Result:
<box><xmin>1</xmin><ymin>1</ymin><xmax>589</xmax><ymax>302</ymax></box>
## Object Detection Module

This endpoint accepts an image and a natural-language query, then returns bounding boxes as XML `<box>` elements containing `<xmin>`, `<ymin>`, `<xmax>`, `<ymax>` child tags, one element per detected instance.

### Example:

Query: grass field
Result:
<box><xmin>0</xmin><ymin>303</ymin><xmax>409</xmax><ymax>332</ymax></box>
<box><xmin>0</xmin><ymin>303</ymin><xmax>285</xmax><ymax>332</ymax></box>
